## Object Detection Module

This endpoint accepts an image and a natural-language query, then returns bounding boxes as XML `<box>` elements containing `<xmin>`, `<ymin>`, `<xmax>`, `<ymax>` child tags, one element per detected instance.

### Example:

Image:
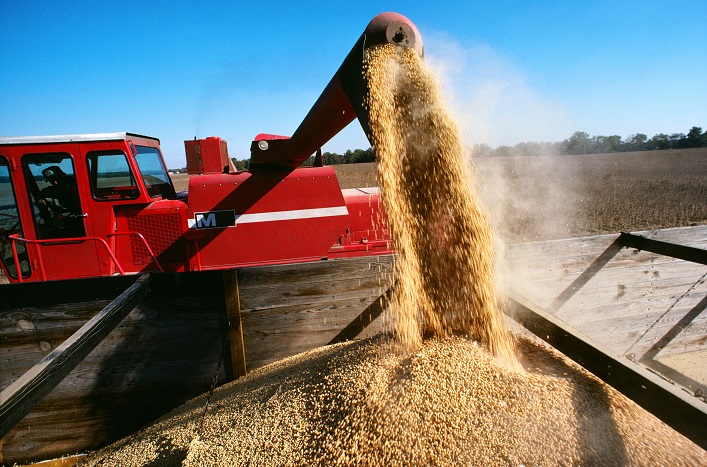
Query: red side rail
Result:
<box><xmin>107</xmin><ymin>231</ymin><xmax>164</xmax><ymax>273</ymax></box>
<box><xmin>8</xmin><ymin>232</ymin><xmax>165</xmax><ymax>283</ymax></box>
<box><xmin>9</xmin><ymin>234</ymin><xmax>126</xmax><ymax>283</ymax></box>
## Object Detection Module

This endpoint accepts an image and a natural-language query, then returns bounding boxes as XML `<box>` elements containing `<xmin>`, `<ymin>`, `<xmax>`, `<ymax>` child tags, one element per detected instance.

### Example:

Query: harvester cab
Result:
<box><xmin>0</xmin><ymin>133</ymin><xmax>176</xmax><ymax>282</ymax></box>
<box><xmin>0</xmin><ymin>12</ymin><xmax>422</xmax><ymax>284</ymax></box>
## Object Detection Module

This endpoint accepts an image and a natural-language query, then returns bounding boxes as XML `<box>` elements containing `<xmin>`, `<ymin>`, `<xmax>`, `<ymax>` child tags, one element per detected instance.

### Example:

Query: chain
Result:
<box><xmin>196</xmin><ymin>319</ymin><xmax>232</xmax><ymax>437</ymax></box>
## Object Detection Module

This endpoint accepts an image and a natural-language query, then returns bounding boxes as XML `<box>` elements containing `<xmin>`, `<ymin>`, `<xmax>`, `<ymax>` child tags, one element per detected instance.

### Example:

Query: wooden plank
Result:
<box><xmin>503</xmin><ymin>225</ymin><xmax>707</xmax><ymax>404</ymax></box>
<box><xmin>1</xmin><ymin>271</ymin><xmax>231</xmax><ymax>464</ymax></box>
<box><xmin>634</xmin><ymin>293</ymin><xmax>707</xmax><ymax>360</ymax></box>
<box><xmin>505</xmin><ymin>292</ymin><xmax>707</xmax><ymax>451</ymax></box>
<box><xmin>328</xmin><ymin>288</ymin><xmax>392</xmax><ymax>344</ymax></box>
<box><xmin>504</xmin><ymin>226</ymin><xmax>707</xmax><ymax>273</ymax></box>
<box><xmin>19</xmin><ymin>453</ymin><xmax>85</xmax><ymax>466</ymax></box>
<box><xmin>0</xmin><ymin>302</ymin><xmax>108</xmax><ymax>390</ymax></box>
<box><xmin>236</xmin><ymin>256</ymin><xmax>394</xmax><ymax>370</ymax></box>
<box><xmin>0</xmin><ymin>274</ymin><xmax>151</xmax><ymax>439</ymax></box>
<box><xmin>0</xmin><ymin>275</ymin><xmax>140</xmax><ymax>309</ymax></box>
<box><xmin>568</xmin><ymin>304</ymin><xmax>704</xmax><ymax>357</ymax></box>
<box><xmin>643</xmin><ymin>225</ymin><xmax>707</xmax><ymax>248</ymax></box>
<box><xmin>223</xmin><ymin>270</ymin><xmax>246</xmax><ymax>378</ymax></box>
<box><xmin>238</xmin><ymin>256</ymin><xmax>394</xmax><ymax>310</ymax></box>
<box><xmin>241</xmin><ymin>295</ymin><xmax>386</xmax><ymax>370</ymax></box>
<box><xmin>549</xmin><ymin>237</ymin><xmax>624</xmax><ymax>312</ymax></box>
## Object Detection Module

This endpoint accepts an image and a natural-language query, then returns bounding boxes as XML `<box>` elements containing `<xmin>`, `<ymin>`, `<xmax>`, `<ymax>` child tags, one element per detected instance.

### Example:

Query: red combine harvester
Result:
<box><xmin>0</xmin><ymin>132</ymin><xmax>389</xmax><ymax>283</ymax></box>
<box><xmin>0</xmin><ymin>12</ymin><xmax>423</xmax><ymax>285</ymax></box>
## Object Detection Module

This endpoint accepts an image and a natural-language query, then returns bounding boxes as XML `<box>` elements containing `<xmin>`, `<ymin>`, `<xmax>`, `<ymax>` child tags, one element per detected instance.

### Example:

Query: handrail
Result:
<box><xmin>107</xmin><ymin>231</ymin><xmax>164</xmax><ymax>272</ymax></box>
<box><xmin>9</xmin><ymin>234</ymin><xmax>126</xmax><ymax>283</ymax></box>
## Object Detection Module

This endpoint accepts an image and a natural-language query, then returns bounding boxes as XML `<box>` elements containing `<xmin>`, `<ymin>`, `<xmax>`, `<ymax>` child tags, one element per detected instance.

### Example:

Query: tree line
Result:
<box><xmin>474</xmin><ymin>125</ymin><xmax>707</xmax><ymax>157</ymax></box>
<box><xmin>220</xmin><ymin>125</ymin><xmax>705</xmax><ymax>170</ymax></box>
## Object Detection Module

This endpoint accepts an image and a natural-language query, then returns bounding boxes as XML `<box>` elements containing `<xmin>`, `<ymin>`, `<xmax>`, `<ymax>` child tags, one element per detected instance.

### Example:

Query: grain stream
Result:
<box><xmin>364</xmin><ymin>44</ymin><xmax>516</xmax><ymax>363</ymax></box>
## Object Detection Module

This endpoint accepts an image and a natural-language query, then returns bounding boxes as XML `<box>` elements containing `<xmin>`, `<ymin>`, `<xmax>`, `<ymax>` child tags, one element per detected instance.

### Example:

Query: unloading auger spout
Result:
<box><xmin>249</xmin><ymin>12</ymin><xmax>423</xmax><ymax>169</ymax></box>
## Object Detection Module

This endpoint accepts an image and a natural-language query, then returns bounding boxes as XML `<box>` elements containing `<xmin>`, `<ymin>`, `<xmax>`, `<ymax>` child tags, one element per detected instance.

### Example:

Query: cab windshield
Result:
<box><xmin>135</xmin><ymin>146</ymin><xmax>176</xmax><ymax>198</ymax></box>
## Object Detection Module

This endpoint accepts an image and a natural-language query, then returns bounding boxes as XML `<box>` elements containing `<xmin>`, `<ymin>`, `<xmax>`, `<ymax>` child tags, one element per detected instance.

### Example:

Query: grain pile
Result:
<box><xmin>79</xmin><ymin>44</ymin><xmax>705</xmax><ymax>466</ymax></box>
<box><xmin>80</xmin><ymin>336</ymin><xmax>703</xmax><ymax>466</ymax></box>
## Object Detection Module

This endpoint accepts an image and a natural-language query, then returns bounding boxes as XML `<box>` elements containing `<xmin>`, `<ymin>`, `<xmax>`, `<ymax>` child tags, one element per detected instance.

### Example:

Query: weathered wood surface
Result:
<box><xmin>0</xmin><ymin>257</ymin><xmax>394</xmax><ymax>464</ymax></box>
<box><xmin>0</xmin><ymin>273</ymin><xmax>230</xmax><ymax>465</ymax></box>
<box><xmin>4</xmin><ymin>223</ymin><xmax>702</xmax><ymax>464</ymax></box>
<box><xmin>0</xmin><ymin>274</ymin><xmax>151</xmax><ymax>439</ymax></box>
<box><xmin>504</xmin><ymin>225</ymin><xmax>707</xmax><ymax>398</ymax></box>
<box><xmin>237</xmin><ymin>255</ymin><xmax>394</xmax><ymax>369</ymax></box>
<box><xmin>223</xmin><ymin>270</ymin><xmax>247</xmax><ymax>378</ymax></box>
<box><xmin>507</xmin><ymin>292</ymin><xmax>707</xmax><ymax>451</ymax></box>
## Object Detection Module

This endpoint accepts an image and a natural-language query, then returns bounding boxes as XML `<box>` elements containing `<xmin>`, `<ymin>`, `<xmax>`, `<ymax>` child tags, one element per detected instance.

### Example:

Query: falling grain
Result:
<box><xmin>363</xmin><ymin>44</ymin><xmax>516</xmax><ymax>363</ymax></box>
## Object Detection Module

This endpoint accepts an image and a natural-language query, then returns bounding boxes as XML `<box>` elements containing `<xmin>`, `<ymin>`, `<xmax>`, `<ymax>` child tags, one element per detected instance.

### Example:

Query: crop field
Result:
<box><xmin>333</xmin><ymin>148</ymin><xmax>707</xmax><ymax>243</ymax></box>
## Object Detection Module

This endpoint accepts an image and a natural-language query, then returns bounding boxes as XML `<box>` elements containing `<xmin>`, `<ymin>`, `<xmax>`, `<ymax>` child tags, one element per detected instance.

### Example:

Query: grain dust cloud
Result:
<box><xmin>79</xmin><ymin>44</ymin><xmax>704</xmax><ymax>467</ymax></box>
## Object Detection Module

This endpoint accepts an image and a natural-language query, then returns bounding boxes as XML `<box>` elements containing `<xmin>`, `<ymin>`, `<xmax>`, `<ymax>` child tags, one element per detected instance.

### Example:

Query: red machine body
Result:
<box><xmin>0</xmin><ymin>12</ymin><xmax>422</xmax><ymax>283</ymax></box>
<box><xmin>0</xmin><ymin>133</ymin><xmax>391</xmax><ymax>283</ymax></box>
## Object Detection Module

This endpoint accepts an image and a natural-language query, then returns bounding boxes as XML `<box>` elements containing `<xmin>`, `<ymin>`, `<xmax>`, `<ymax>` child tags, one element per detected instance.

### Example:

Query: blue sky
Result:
<box><xmin>1</xmin><ymin>1</ymin><xmax>705</xmax><ymax>168</ymax></box>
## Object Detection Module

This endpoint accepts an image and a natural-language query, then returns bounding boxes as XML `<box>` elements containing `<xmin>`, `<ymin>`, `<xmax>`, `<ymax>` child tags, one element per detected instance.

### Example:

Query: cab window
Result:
<box><xmin>0</xmin><ymin>157</ymin><xmax>31</xmax><ymax>278</ymax></box>
<box><xmin>135</xmin><ymin>146</ymin><xmax>175</xmax><ymax>198</ymax></box>
<box><xmin>87</xmin><ymin>151</ymin><xmax>140</xmax><ymax>200</ymax></box>
<box><xmin>23</xmin><ymin>154</ymin><xmax>86</xmax><ymax>239</ymax></box>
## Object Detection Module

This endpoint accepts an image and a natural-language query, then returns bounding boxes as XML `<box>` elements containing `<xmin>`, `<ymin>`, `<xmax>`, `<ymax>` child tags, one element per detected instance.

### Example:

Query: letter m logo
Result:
<box><xmin>196</xmin><ymin>213</ymin><xmax>216</xmax><ymax>228</ymax></box>
<box><xmin>193</xmin><ymin>210</ymin><xmax>236</xmax><ymax>229</ymax></box>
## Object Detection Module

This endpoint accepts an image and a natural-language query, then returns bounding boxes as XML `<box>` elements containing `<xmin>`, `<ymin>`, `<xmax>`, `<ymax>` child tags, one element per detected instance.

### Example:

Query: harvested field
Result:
<box><xmin>474</xmin><ymin>148</ymin><xmax>707</xmax><ymax>243</ymax></box>
<box><xmin>79</xmin><ymin>336</ymin><xmax>705</xmax><ymax>466</ymax></box>
<box><xmin>333</xmin><ymin>148</ymin><xmax>707</xmax><ymax>243</ymax></box>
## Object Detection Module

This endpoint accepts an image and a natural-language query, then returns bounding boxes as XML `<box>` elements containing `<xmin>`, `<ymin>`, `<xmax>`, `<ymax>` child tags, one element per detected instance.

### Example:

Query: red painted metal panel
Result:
<box><xmin>114</xmin><ymin>200</ymin><xmax>189</xmax><ymax>273</ymax></box>
<box><xmin>187</xmin><ymin>166</ymin><xmax>351</xmax><ymax>268</ymax></box>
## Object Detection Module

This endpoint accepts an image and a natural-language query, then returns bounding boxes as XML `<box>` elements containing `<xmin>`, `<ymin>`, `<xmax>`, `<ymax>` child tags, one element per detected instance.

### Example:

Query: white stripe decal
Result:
<box><xmin>188</xmin><ymin>206</ymin><xmax>348</xmax><ymax>228</ymax></box>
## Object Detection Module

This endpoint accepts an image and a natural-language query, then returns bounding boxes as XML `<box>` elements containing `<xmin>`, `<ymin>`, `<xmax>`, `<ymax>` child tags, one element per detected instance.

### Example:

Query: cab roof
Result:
<box><xmin>0</xmin><ymin>132</ymin><xmax>159</xmax><ymax>146</ymax></box>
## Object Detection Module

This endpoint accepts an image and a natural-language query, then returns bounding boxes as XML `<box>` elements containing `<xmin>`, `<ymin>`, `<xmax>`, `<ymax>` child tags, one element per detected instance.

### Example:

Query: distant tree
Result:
<box><xmin>686</xmin><ymin>126</ymin><xmax>705</xmax><ymax>148</ymax></box>
<box><xmin>348</xmin><ymin>148</ymin><xmax>376</xmax><ymax>163</ymax></box>
<box><xmin>510</xmin><ymin>142</ymin><xmax>528</xmax><ymax>157</ymax></box>
<box><xmin>472</xmin><ymin>143</ymin><xmax>494</xmax><ymax>157</ymax></box>
<box><xmin>495</xmin><ymin>145</ymin><xmax>513</xmax><ymax>157</ymax></box>
<box><xmin>321</xmin><ymin>151</ymin><xmax>344</xmax><ymax>165</ymax></box>
<box><xmin>625</xmin><ymin>133</ymin><xmax>648</xmax><ymax>151</ymax></box>
<box><xmin>231</xmin><ymin>158</ymin><xmax>249</xmax><ymax>170</ymax></box>
<box><xmin>223</xmin><ymin>125</ymin><xmax>705</xmax><ymax>170</ymax></box>
<box><xmin>649</xmin><ymin>133</ymin><xmax>670</xmax><ymax>150</ymax></box>
<box><xmin>592</xmin><ymin>135</ymin><xmax>622</xmax><ymax>153</ymax></box>
<box><xmin>669</xmin><ymin>133</ymin><xmax>687</xmax><ymax>149</ymax></box>
<box><xmin>563</xmin><ymin>131</ymin><xmax>592</xmax><ymax>154</ymax></box>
